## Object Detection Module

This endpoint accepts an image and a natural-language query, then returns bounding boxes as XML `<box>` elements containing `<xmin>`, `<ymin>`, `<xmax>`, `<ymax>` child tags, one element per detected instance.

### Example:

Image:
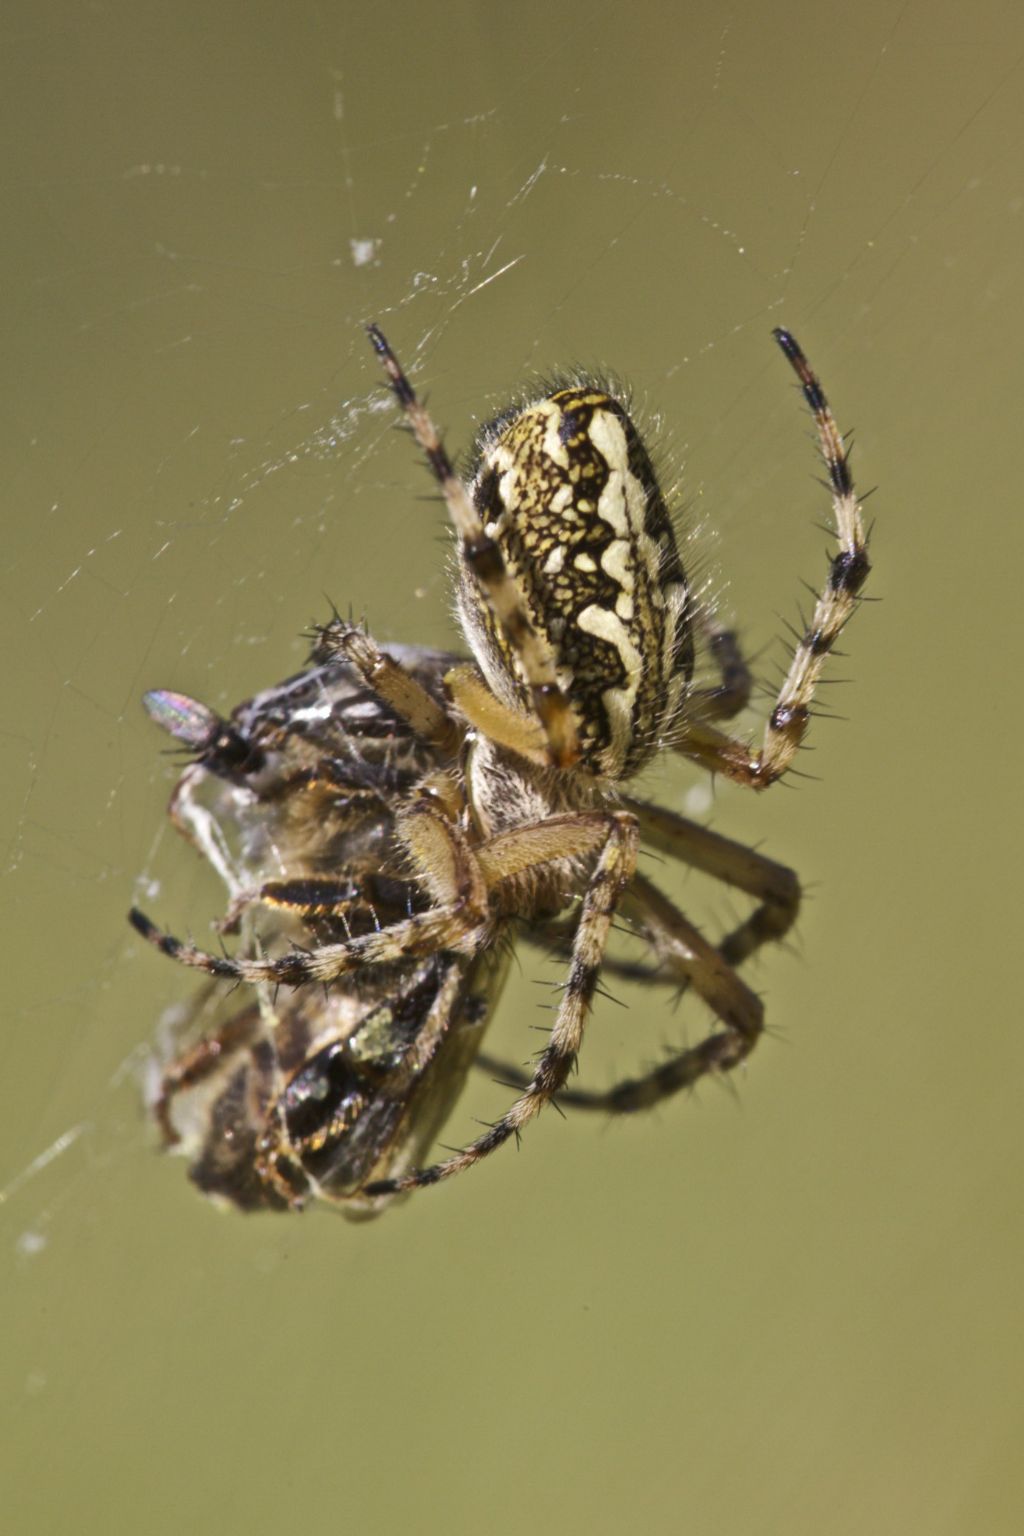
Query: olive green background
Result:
<box><xmin>2</xmin><ymin>2</ymin><xmax>1021</xmax><ymax>1532</ymax></box>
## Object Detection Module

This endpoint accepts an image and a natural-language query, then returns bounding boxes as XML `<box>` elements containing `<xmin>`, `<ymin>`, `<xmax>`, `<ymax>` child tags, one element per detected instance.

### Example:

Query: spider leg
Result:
<box><xmin>521</xmin><ymin>916</ymin><xmax>671</xmax><ymax>983</ymax></box>
<box><xmin>675</xmin><ymin>329</ymin><xmax>869</xmax><ymax>789</ymax></box>
<box><xmin>129</xmin><ymin>796</ymin><xmax>490</xmax><ymax>986</ymax></box>
<box><xmin>367</xmin><ymin>324</ymin><xmax>581</xmax><ymax>769</ymax></box>
<box><xmin>480</xmin><ymin>807</ymin><xmax>797</xmax><ymax>1096</ymax></box>
<box><xmin>442</xmin><ymin>664</ymin><xmax>551</xmax><ymax>767</ymax></box>
<box><xmin>482</xmin><ymin>859</ymin><xmax>773</xmax><ymax>1113</ymax></box>
<box><xmin>129</xmin><ymin>903</ymin><xmax>472</xmax><ymax>984</ymax></box>
<box><xmin>549</xmin><ymin>871</ymin><xmax>765</xmax><ymax>1113</ymax></box>
<box><xmin>360</xmin><ymin>810</ymin><xmax>639</xmax><ymax>1195</ymax></box>
<box><xmin>624</xmin><ymin>797</ymin><xmax>801</xmax><ymax>962</ymax></box>
<box><xmin>687</xmin><ymin>624</ymin><xmax>754</xmax><ymax>724</ymax></box>
<box><xmin>623</xmin><ymin>873</ymin><xmax>763</xmax><ymax>1055</ymax></box>
<box><xmin>313</xmin><ymin>619</ymin><xmax>461</xmax><ymax>755</ymax></box>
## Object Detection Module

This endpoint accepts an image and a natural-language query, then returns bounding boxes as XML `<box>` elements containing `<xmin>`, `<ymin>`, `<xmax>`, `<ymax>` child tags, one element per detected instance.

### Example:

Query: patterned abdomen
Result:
<box><xmin>461</xmin><ymin>387</ymin><xmax>693</xmax><ymax>778</ymax></box>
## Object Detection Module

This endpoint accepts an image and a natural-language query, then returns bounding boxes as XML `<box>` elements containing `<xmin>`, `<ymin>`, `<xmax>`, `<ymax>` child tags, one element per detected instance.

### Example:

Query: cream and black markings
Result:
<box><xmin>468</xmin><ymin>387</ymin><xmax>692</xmax><ymax>778</ymax></box>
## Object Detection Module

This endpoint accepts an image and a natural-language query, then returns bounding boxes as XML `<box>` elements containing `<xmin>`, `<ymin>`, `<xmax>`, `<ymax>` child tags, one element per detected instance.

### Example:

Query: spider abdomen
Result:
<box><xmin>460</xmin><ymin>387</ymin><xmax>693</xmax><ymax>780</ymax></box>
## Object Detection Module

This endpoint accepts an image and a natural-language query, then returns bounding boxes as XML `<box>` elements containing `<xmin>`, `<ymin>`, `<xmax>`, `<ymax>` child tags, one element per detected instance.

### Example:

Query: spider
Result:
<box><xmin>130</xmin><ymin>323</ymin><xmax>869</xmax><ymax>1211</ymax></box>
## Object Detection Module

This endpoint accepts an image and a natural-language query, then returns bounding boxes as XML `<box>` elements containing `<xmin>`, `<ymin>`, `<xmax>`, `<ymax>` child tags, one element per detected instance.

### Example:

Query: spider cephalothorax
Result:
<box><xmin>131</xmin><ymin>324</ymin><xmax>869</xmax><ymax>1214</ymax></box>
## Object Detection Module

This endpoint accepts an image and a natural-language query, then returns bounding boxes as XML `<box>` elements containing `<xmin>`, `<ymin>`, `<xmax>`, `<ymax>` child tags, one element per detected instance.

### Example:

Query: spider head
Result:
<box><xmin>457</xmin><ymin>386</ymin><xmax>694</xmax><ymax>779</ymax></box>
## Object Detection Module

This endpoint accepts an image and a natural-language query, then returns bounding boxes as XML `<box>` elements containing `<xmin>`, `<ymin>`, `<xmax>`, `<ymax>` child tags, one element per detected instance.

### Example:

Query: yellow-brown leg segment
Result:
<box><xmin>367</xmin><ymin>323</ymin><xmax>581</xmax><ymax>769</ymax></box>
<box><xmin>443</xmin><ymin>664</ymin><xmax>551</xmax><ymax>767</ymax></box>
<box><xmin>313</xmin><ymin>619</ymin><xmax>461</xmax><ymax>757</ymax></box>
<box><xmin>676</xmin><ymin>329</ymin><xmax>870</xmax><ymax>789</ymax></box>
<box><xmin>518</xmin><ymin>918</ymin><xmax>669</xmax><ymax>983</ymax></box>
<box><xmin>624</xmin><ymin>798</ymin><xmax>801</xmax><ymax>967</ymax></box>
<box><xmin>361</xmin><ymin>810</ymin><xmax>640</xmax><ymax>1196</ymax></box>
<box><xmin>523</xmin><ymin>798</ymin><xmax>800</xmax><ymax>989</ymax></box>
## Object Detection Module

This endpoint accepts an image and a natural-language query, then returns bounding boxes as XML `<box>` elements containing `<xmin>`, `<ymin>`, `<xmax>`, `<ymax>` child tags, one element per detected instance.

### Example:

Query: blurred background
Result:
<box><xmin>2</xmin><ymin>2</ymin><xmax>1021</xmax><ymax>1532</ymax></box>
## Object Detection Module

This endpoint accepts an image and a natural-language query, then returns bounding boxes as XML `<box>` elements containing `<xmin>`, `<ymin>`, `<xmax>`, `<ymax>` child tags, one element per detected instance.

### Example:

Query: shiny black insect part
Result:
<box><xmin>143</xmin><ymin>689</ymin><xmax>266</xmax><ymax>778</ymax></box>
<box><xmin>278</xmin><ymin>1042</ymin><xmax>378</xmax><ymax>1163</ymax></box>
<box><xmin>133</xmin><ymin>325</ymin><xmax>871</xmax><ymax>1212</ymax></box>
<box><xmin>258</xmin><ymin>955</ymin><xmax>486</xmax><ymax>1209</ymax></box>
